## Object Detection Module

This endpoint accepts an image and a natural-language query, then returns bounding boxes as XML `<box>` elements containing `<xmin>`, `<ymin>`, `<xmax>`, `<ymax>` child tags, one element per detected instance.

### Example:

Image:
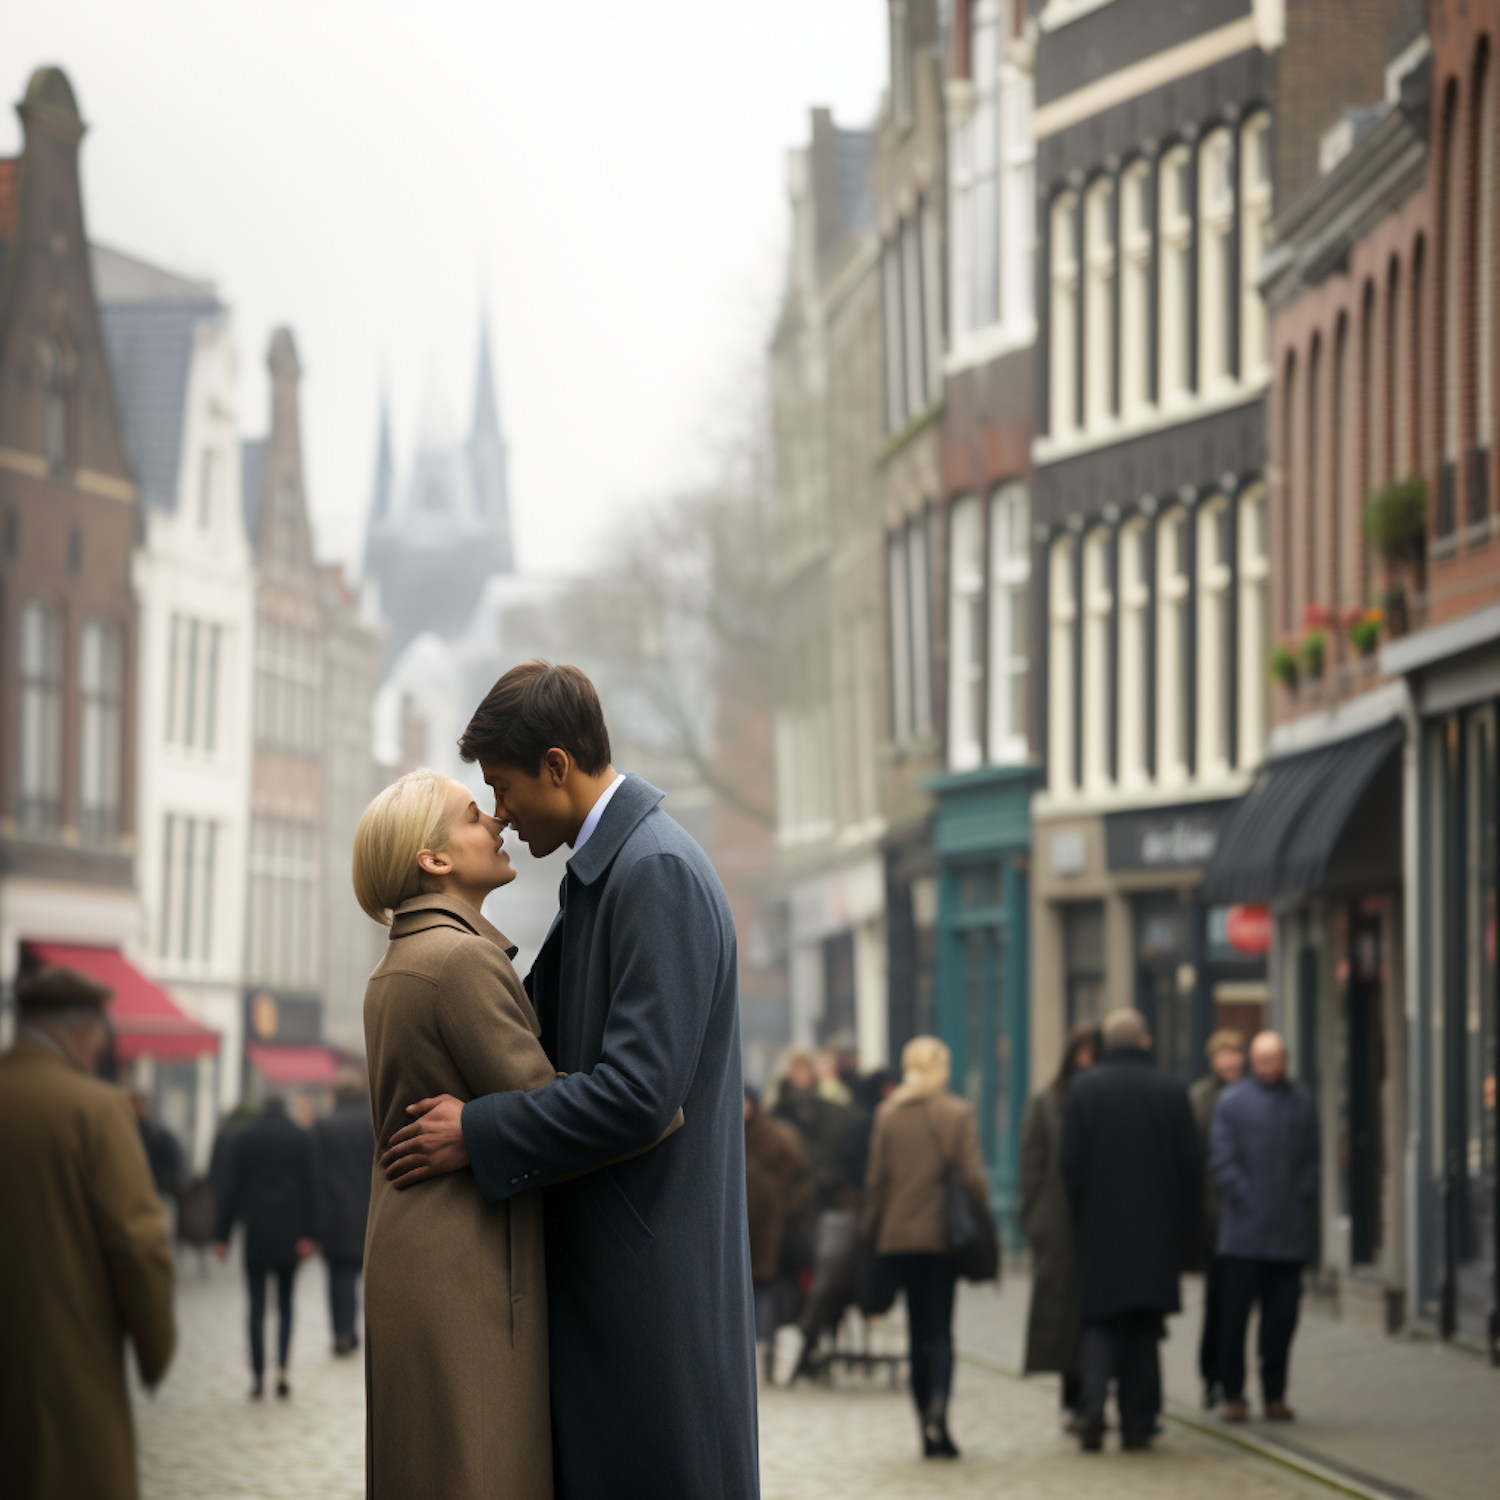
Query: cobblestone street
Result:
<box><xmin>135</xmin><ymin>1257</ymin><xmax>1328</xmax><ymax>1500</ymax></box>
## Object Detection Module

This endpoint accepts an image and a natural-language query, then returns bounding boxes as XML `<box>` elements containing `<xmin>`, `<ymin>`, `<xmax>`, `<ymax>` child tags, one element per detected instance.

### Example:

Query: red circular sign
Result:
<box><xmin>1225</xmin><ymin>904</ymin><xmax>1272</xmax><ymax>955</ymax></box>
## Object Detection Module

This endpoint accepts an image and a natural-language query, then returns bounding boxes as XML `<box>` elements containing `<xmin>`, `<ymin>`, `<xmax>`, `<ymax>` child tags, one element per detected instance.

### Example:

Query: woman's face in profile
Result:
<box><xmin>433</xmin><ymin>778</ymin><xmax>517</xmax><ymax>893</ymax></box>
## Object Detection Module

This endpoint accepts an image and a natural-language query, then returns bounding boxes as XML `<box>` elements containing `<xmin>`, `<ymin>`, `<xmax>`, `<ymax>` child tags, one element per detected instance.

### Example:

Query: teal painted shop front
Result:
<box><xmin>929</xmin><ymin>764</ymin><xmax>1037</xmax><ymax>1243</ymax></box>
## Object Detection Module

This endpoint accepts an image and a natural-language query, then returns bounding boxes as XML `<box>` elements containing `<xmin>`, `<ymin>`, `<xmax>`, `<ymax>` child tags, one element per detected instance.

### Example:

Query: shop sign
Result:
<box><xmin>1104</xmin><ymin>801</ymin><xmax>1235</xmax><ymax>872</ymax></box>
<box><xmin>244</xmin><ymin>990</ymin><xmax>322</xmax><ymax>1044</ymax></box>
<box><xmin>1225</xmin><ymin>903</ymin><xmax>1273</xmax><ymax>954</ymax></box>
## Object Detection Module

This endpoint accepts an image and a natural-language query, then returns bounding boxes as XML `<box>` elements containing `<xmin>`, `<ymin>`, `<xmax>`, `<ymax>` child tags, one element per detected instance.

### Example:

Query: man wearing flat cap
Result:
<box><xmin>0</xmin><ymin>966</ymin><xmax>177</xmax><ymax>1500</ymax></box>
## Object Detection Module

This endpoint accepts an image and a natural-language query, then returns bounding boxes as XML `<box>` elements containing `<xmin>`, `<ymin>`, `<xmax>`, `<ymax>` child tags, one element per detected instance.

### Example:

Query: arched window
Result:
<box><xmin>1050</xmin><ymin>193</ymin><xmax>1080</xmax><ymax>436</ymax></box>
<box><xmin>1156</xmin><ymin>507</ymin><xmax>1191</xmax><ymax>784</ymax></box>
<box><xmin>1199</xmin><ymin>128</ymin><xmax>1235</xmax><ymax>390</ymax></box>
<box><xmin>1084</xmin><ymin>177</ymin><xmax>1117</xmax><ymax>431</ymax></box>
<box><xmin>1159</xmin><ymin>145</ymin><xmax>1194</xmax><ymax>403</ymax></box>
<box><xmin>1241</xmin><ymin>113</ymin><xmax>1273</xmax><ymax>380</ymax></box>
<box><xmin>1238</xmin><ymin>486</ymin><xmax>1271</xmax><ymax>767</ymax></box>
<box><xmin>1120</xmin><ymin>159</ymin><xmax>1154</xmax><ymax>417</ymax></box>
<box><xmin>1081</xmin><ymin>526</ymin><xmax>1114</xmax><ymax>791</ymax></box>
<box><xmin>1048</xmin><ymin>534</ymin><xmax>1077</xmax><ymax>794</ymax></box>
<box><xmin>1196</xmin><ymin>496</ymin><xmax>1234</xmax><ymax>779</ymax></box>
<box><xmin>988</xmin><ymin>483</ymin><xmax>1030</xmax><ymax>763</ymax></box>
<box><xmin>1118</xmin><ymin>515</ymin><xmax>1152</xmax><ymax>786</ymax></box>
<box><xmin>948</xmin><ymin>495</ymin><xmax>986</xmax><ymax>771</ymax></box>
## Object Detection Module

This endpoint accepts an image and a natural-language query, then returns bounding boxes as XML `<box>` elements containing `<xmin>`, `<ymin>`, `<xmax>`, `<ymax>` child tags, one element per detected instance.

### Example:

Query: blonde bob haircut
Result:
<box><xmin>352</xmin><ymin>768</ymin><xmax>455</xmax><ymax>925</ymax></box>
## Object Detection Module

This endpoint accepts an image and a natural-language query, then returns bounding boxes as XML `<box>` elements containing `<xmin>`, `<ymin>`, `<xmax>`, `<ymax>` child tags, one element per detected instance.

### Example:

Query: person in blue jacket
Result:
<box><xmin>379</xmin><ymin>660</ymin><xmax>758</xmax><ymax>1500</ymax></box>
<box><xmin>1209</xmin><ymin>1029</ymin><xmax>1320</xmax><ymax>1423</ymax></box>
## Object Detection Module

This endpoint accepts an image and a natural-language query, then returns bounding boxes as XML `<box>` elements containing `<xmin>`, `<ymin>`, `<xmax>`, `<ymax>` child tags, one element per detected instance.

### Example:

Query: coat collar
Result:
<box><xmin>566</xmin><ymin>772</ymin><xmax>664</xmax><ymax>887</ymax></box>
<box><xmin>1101</xmin><ymin>1045</ymin><xmax>1154</xmax><ymax>1068</ymax></box>
<box><xmin>10</xmin><ymin>1031</ymin><xmax>83</xmax><ymax>1073</ymax></box>
<box><xmin>389</xmin><ymin>892</ymin><xmax>518</xmax><ymax>958</ymax></box>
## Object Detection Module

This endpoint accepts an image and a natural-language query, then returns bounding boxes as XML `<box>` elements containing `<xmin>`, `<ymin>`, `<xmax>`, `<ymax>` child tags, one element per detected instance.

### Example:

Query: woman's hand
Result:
<box><xmin>379</xmin><ymin>1094</ymin><xmax>470</xmax><ymax>1187</ymax></box>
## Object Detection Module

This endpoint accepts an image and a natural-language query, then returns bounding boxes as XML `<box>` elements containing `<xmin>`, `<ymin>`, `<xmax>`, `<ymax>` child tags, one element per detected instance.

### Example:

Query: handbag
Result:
<box><xmin>921</xmin><ymin>1103</ymin><xmax>1001</xmax><ymax>1284</ymax></box>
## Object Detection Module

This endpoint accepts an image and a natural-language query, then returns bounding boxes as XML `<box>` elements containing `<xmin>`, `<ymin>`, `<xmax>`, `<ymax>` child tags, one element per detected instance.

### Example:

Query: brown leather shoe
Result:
<box><xmin>1265</xmin><ymin>1401</ymin><xmax>1296</xmax><ymax>1421</ymax></box>
<box><xmin>1220</xmin><ymin>1401</ymin><xmax>1249</xmax><ymax>1423</ymax></box>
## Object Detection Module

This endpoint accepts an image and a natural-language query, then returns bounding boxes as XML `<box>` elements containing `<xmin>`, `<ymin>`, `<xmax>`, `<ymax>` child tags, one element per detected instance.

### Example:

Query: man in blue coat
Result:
<box><xmin>379</xmin><ymin>661</ymin><xmax>759</xmax><ymax>1499</ymax></box>
<box><xmin>1209</xmin><ymin>1029</ymin><xmax>1320</xmax><ymax>1423</ymax></box>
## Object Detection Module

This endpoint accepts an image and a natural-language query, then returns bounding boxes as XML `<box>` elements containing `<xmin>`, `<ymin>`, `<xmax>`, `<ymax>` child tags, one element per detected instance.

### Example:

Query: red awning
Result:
<box><xmin>246</xmin><ymin>1041</ymin><xmax>341</xmax><ymax>1088</ymax></box>
<box><xmin>23</xmin><ymin>942</ymin><xmax>220</xmax><ymax>1063</ymax></box>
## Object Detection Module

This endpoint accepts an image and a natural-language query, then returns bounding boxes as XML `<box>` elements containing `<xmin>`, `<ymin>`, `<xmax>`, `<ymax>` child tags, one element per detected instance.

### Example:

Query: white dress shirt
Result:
<box><xmin>572</xmin><ymin>773</ymin><xmax>626</xmax><ymax>853</ymax></box>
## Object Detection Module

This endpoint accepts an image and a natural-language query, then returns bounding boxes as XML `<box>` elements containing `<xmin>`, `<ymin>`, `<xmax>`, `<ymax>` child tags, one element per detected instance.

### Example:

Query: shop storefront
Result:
<box><xmin>929</xmin><ymin>767</ymin><xmax>1036</xmax><ymax>1238</ymax></box>
<box><xmin>243</xmin><ymin>988</ymin><xmax>347</xmax><ymax>1114</ymax></box>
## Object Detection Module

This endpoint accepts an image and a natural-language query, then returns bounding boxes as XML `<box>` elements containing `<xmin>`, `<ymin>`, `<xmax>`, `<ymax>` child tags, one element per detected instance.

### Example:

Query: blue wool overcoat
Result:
<box><xmin>461</xmin><ymin>774</ymin><xmax>760</xmax><ymax>1500</ymax></box>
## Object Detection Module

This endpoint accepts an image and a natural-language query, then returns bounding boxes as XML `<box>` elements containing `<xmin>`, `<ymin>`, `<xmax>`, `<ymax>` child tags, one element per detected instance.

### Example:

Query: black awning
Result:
<box><xmin>1202</xmin><ymin>722</ymin><xmax>1403</xmax><ymax>903</ymax></box>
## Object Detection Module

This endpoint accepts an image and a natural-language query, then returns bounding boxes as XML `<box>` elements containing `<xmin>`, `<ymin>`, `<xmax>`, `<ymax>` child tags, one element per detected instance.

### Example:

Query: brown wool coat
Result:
<box><xmin>861</xmin><ymin>1089</ymin><xmax>989</xmax><ymax>1255</ymax></box>
<box><xmin>744</xmin><ymin>1109</ymin><xmax>814</xmax><ymax>1282</ymax></box>
<box><xmin>0</xmin><ymin>1036</ymin><xmax>176</xmax><ymax>1500</ymax></box>
<box><xmin>363</xmin><ymin>895</ymin><xmax>556</xmax><ymax>1500</ymax></box>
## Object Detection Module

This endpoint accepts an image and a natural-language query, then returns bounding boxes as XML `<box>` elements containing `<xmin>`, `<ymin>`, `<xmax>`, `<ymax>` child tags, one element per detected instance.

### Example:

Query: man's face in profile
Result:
<box><xmin>480</xmin><ymin>758</ymin><xmax>575</xmax><ymax>859</ymax></box>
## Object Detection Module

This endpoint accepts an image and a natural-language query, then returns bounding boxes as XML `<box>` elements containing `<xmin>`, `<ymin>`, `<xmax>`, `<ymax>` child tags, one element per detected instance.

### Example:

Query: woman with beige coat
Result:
<box><xmin>862</xmin><ymin>1036</ymin><xmax>990</xmax><ymax>1461</ymax></box>
<box><xmin>353</xmin><ymin>769</ymin><xmax>557</xmax><ymax>1500</ymax></box>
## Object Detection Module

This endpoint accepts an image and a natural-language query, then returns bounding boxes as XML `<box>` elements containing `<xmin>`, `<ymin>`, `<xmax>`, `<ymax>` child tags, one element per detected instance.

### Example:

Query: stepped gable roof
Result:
<box><xmin>93</xmin><ymin>245</ymin><xmax>221</xmax><ymax>513</ymax></box>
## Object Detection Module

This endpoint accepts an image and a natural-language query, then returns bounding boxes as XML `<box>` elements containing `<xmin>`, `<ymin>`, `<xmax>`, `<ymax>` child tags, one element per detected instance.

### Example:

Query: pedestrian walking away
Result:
<box><xmin>863</xmin><ymin>1035</ymin><xmax>993</xmax><ymax>1461</ymax></box>
<box><xmin>0</xmin><ymin>968</ymin><xmax>176</xmax><ymax>1500</ymax></box>
<box><xmin>312</xmin><ymin>1067</ymin><xmax>376</xmax><ymax>1356</ymax></box>
<box><xmin>1062</xmin><ymin>1008</ymin><xmax>1201</xmax><ymax>1453</ymax></box>
<box><xmin>1189</xmin><ymin>1029</ymin><xmax>1246</xmax><ymax>1409</ymax></box>
<box><xmin>1020</xmin><ymin>1019</ymin><xmax>1100</xmax><ymax>1430</ymax></box>
<box><xmin>1210</xmin><ymin>1029</ymin><xmax>1320</xmax><ymax>1423</ymax></box>
<box><xmin>214</xmin><ymin>1094</ymin><xmax>318</xmax><ymax>1399</ymax></box>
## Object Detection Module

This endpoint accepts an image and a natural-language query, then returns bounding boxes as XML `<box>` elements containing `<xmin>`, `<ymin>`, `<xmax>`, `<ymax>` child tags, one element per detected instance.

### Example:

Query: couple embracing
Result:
<box><xmin>350</xmin><ymin>661</ymin><xmax>759</xmax><ymax>1500</ymax></box>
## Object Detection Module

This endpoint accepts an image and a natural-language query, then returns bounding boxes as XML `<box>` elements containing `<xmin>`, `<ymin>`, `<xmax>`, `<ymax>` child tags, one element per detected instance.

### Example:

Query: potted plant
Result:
<box><xmin>1345</xmin><ymin>606</ymin><xmax>1383</xmax><ymax>658</ymax></box>
<box><xmin>1299</xmin><ymin>626</ymin><xmax>1327</xmax><ymax>680</ymax></box>
<box><xmin>1364</xmin><ymin>475</ymin><xmax>1426</xmax><ymax>636</ymax></box>
<box><xmin>1268</xmin><ymin>641</ymin><xmax>1299</xmax><ymax>692</ymax></box>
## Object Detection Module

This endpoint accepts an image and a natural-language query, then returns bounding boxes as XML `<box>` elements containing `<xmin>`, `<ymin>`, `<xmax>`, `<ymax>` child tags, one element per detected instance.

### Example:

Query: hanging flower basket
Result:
<box><xmin>1299</xmin><ymin>627</ymin><xmax>1327</xmax><ymax>679</ymax></box>
<box><xmin>1345</xmin><ymin>607</ymin><xmax>1383</xmax><ymax>657</ymax></box>
<box><xmin>1268</xmin><ymin>641</ymin><xmax>1299</xmax><ymax>691</ymax></box>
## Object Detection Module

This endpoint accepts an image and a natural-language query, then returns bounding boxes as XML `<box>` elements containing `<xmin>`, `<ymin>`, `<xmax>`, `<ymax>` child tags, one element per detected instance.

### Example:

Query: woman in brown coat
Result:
<box><xmin>744</xmin><ymin>1086</ymin><xmax>813</xmax><ymax>1380</ymax></box>
<box><xmin>862</xmin><ymin>1036</ymin><xmax>989</xmax><ymax>1460</ymax></box>
<box><xmin>353</xmin><ymin>770</ymin><xmax>557</xmax><ymax>1500</ymax></box>
<box><xmin>1019</xmin><ymin>1019</ymin><xmax>1100</xmax><ymax>1430</ymax></box>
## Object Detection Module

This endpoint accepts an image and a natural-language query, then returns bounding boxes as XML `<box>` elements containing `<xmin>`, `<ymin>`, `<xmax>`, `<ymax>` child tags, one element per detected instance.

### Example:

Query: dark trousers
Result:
<box><xmin>891</xmin><ymin>1253</ymin><xmax>957</xmax><ymax>1419</ymax></box>
<box><xmin>1220</xmin><ymin>1257</ymin><xmax>1302</xmax><ymax>1404</ymax></box>
<box><xmin>327</xmin><ymin>1255</ymin><xmax>361</xmax><ymax>1343</ymax></box>
<box><xmin>1080</xmin><ymin>1310</ymin><xmax>1163</xmax><ymax>1437</ymax></box>
<box><xmin>246</xmin><ymin>1261</ymin><xmax>297</xmax><ymax>1379</ymax></box>
<box><xmin>1062</xmin><ymin>1373</ymin><xmax>1082</xmax><ymax>1412</ymax></box>
<box><xmin>1200</xmin><ymin>1253</ymin><xmax>1227</xmax><ymax>1388</ymax></box>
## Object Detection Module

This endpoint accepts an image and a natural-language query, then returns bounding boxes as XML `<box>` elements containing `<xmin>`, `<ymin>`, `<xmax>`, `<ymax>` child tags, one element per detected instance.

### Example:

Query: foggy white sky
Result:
<box><xmin>4</xmin><ymin>0</ymin><xmax>885</xmax><ymax>576</ymax></box>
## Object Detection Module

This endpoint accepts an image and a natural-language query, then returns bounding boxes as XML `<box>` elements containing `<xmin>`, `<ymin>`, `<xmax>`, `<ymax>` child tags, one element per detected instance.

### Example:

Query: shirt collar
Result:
<box><xmin>572</xmin><ymin>773</ymin><xmax>626</xmax><ymax>855</ymax></box>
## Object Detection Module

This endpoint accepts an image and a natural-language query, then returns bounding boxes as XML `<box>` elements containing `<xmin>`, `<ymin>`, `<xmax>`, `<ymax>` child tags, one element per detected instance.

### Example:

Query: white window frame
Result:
<box><xmin>1237</xmin><ymin>486</ymin><xmax>1271</xmax><ymax>767</ymax></box>
<box><xmin>1050</xmin><ymin>192</ymin><xmax>1080</xmax><ymax>437</ymax></box>
<box><xmin>1117</xmin><ymin>516</ymin><xmax>1151</xmax><ymax>787</ymax></box>
<box><xmin>1159</xmin><ymin>146</ymin><xmax>1194</xmax><ymax>405</ymax></box>
<box><xmin>1001</xmin><ymin>58</ymin><xmax>1036</xmax><ymax>334</ymax></box>
<box><xmin>920</xmin><ymin>196</ymin><xmax>944</xmax><ymax>400</ymax></box>
<box><xmin>988</xmin><ymin>483</ymin><xmax>1031</xmax><ymax>764</ymax></box>
<box><xmin>1240</xmin><ymin>113</ymin><xmax>1273</xmax><ymax>383</ymax></box>
<box><xmin>1048</xmin><ymin>535</ymin><xmax>1077</xmax><ymax>795</ymax></box>
<box><xmin>1199</xmin><ymin>129</ymin><xmax>1236</xmax><ymax>393</ymax></box>
<box><xmin>1120</xmin><ymin>160</ymin><xmax>1153</xmax><ymax>418</ymax></box>
<box><xmin>967</xmin><ymin>1</ymin><xmax>1003</xmax><ymax>333</ymax></box>
<box><xmin>883</xmin><ymin>241</ymin><xmax>907</xmax><ymax>432</ymax></box>
<box><xmin>948</xmin><ymin>495</ymin><xmax>986</xmax><ymax>771</ymax></box>
<box><xmin>1081</xmin><ymin>526</ymin><xmax>1114</xmax><ymax>791</ymax></box>
<box><xmin>1156</xmin><ymin>507</ymin><xmax>1191</xmax><ymax>785</ymax></box>
<box><xmin>1084</xmin><ymin>177</ymin><xmax>1117</xmax><ymax>432</ymax></box>
<box><xmin>18</xmin><ymin>600</ymin><xmax>63</xmax><ymax>831</ymax></box>
<box><xmin>889</xmin><ymin>529</ymin><xmax>914</xmax><ymax>743</ymax></box>
<box><xmin>901</xmin><ymin>214</ymin><xmax>928</xmax><ymax>415</ymax></box>
<box><xmin>909</xmin><ymin>516</ymin><xmax>934</xmax><ymax>737</ymax></box>
<box><xmin>1196</xmin><ymin>496</ymin><xmax>1233</xmax><ymax>780</ymax></box>
<box><xmin>78</xmin><ymin>619</ymin><xmax>123</xmax><ymax>843</ymax></box>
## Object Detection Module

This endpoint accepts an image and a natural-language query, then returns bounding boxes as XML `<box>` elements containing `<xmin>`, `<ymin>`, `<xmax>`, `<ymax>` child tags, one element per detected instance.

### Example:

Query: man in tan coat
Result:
<box><xmin>0</xmin><ymin>967</ymin><xmax>176</xmax><ymax>1500</ymax></box>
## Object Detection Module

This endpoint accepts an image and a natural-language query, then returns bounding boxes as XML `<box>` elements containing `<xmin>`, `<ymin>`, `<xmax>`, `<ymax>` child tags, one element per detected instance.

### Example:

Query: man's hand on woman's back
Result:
<box><xmin>379</xmin><ymin>1095</ymin><xmax>470</xmax><ymax>1186</ymax></box>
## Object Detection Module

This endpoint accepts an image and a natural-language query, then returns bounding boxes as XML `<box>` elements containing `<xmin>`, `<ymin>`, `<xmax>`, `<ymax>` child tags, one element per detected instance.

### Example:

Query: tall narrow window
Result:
<box><xmin>1442</xmin><ymin>84</ymin><xmax>1463</xmax><ymax>485</ymax></box>
<box><xmin>1281</xmin><ymin>350</ymin><xmax>1298</xmax><ymax>633</ymax></box>
<box><xmin>989</xmin><ymin>483</ymin><xmax>1031</xmax><ymax>762</ymax></box>
<box><xmin>159</xmin><ymin>814</ymin><xmax>176</xmax><ymax>959</ymax></box>
<box><xmin>165</xmin><ymin>614</ymin><xmax>181</xmax><ymax>741</ymax></box>
<box><xmin>203</xmin><ymin>625</ymin><xmax>222</xmax><ymax>752</ymax></box>
<box><xmin>1362</xmin><ymin>280</ymin><xmax>1379</xmax><ymax>498</ymax></box>
<box><xmin>1156</xmin><ymin>509</ymin><xmax>1191</xmax><ymax>783</ymax></box>
<box><xmin>1306</xmin><ymin>333</ymin><xmax>1322</xmax><ymax>620</ymax></box>
<box><xmin>1120</xmin><ymin>161</ymin><xmax>1153</xmax><ymax>417</ymax></box>
<box><xmin>198</xmin><ymin>448</ymin><xmax>216</xmax><ymax>529</ymax></box>
<box><xmin>1084</xmin><ymin>178</ymin><xmax>1117</xmax><ymax>431</ymax></box>
<box><xmin>1199</xmin><ymin>129</ymin><xmax>1235</xmax><ymax>388</ymax></box>
<box><xmin>1412</xmin><ymin>235</ymin><xmax>1426</xmax><ymax>477</ymax></box>
<box><xmin>1049</xmin><ymin>193</ymin><xmax>1080</xmax><ymax>437</ymax></box>
<box><xmin>79</xmin><ymin>620</ymin><xmax>123</xmax><ymax>843</ymax></box>
<box><xmin>1476</xmin><ymin>52</ymin><xmax>1494</xmax><ymax>520</ymax></box>
<box><xmin>18</xmin><ymin>601</ymin><xmax>63</xmax><ymax>831</ymax></box>
<box><xmin>1081</xmin><ymin>527</ymin><xmax>1114</xmax><ymax>790</ymax></box>
<box><xmin>909</xmin><ymin>516</ymin><xmax>934</xmax><ymax>736</ymax></box>
<box><xmin>179</xmin><ymin>817</ymin><xmax>197</xmax><ymax>962</ymax></box>
<box><xmin>902</xmin><ymin>214</ymin><xmax>927</xmax><ymax>414</ymax></box>
<box><xmin>1118</xmin><ymin>517</ymin><xmax>1151</xmax><ymax>786</ymax></box>
<box><xmin>889</xmin><ymin>531</ymin><xmax>914</xmax><ymax>741</ymax></box>
<box><xmin>183</xmin><ymin>618</ymin><xmax>201</xmax><ymax>749</ymax></box>
<box><xmin>920</xmin><ymin>196</ymin><xmax>944</xmax><ymax>399</ymax></box>
<box><xmin>200</xmin><ymin>821</ymin><xmax>218</xmax><ymax>963</ymax></box>
<box><xmin>41</xmin><ymin>337</ymin><xmax>69</xmax><ymax>475</ymax></box>
<box><xmin>1196</xmin><ymin>499</ymin><xmax>1233</xmax><ymax>779</ymax></box>
<box><xmin>1048</xmin><ymin>536</ymin><xmax>1077</xmax><ymax>794</ymax></box>
<box><xmin>1332</xmin><ymin>314</ymin><xmax>1348</xmax><ymax>610</ymax></box>
<box><xmin>948</xmin><ymin>497</ymin><xmax>986</xmax><ymax>770</ymax></box>
<box><xmin>891</xmin><ymin>0</ymin><xmax>913</xmax><ymax>130</ymax></box>
<box><xmin>1240</xmin><ymin>113</ymin><xmax>1273</xmax><ymax>379</ymax></box>
<box><xmin>1160</xmin><ymin>146</ymin><xmax>1194</xmax><ymax>402</ymax></box>
<box><xmin>883</xmin><ymin>243</ymin><xmax>906</xmax><ymax>431</ymax></box>
<box><xmin>970</xmin><ymin>2</ymin><xmax>1002</xmax><ymax>330</ymax></box>
<box><xmin>1001</xmin><ymin>52</ymin><xmax>1035</xmax><ymax>328</ymax></box>
<box><xmin>1238</xmin><ymin>487</ymin><xmax>1271</xmax><ymax>767</ymax></box>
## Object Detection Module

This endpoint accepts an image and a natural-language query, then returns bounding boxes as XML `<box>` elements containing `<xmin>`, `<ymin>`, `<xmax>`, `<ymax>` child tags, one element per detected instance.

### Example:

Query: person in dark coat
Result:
<box><xmin>1209</xmin><ymin>1030</ymin><xmax>1319</xmax><ymax>1423</ymax></box>
<box><xmin>1062</xmin><ymin>1007</ymin><xmax>1200</xmax><ymax>1452</ymax></box>
<box><xmin>744</xmin><ymin>1086</ymin><xmax>814</xmax><ymax>1382</ymax></box>
<box><xmin>377</xmin><ymin>662</ymin><xmax>759</xmax><ymax>1500</ymax></box>
<box><xmin>1188</xmin><ymin>1028</ymin><xmax>1245</xmax><ymax>1407</ymax></box>
<box><xmin>1020</xmin><ymin>1019</ymin><xmax>1100</xmax><ymax>1428</ymax></box>
<box><xmin>214</xmin><ymin>1096</ymin><xmax>318</xmax><ymax>1399</ymax></box>
<box><xmin>130</xmin><ymin>1092</ymin><xmax>184</xmax><ymax>1204</ymax></box>
<box><xmin>313</xmin><ymin>1070</ymin><xmax>376</xmax><ymax>1355</ymax></box>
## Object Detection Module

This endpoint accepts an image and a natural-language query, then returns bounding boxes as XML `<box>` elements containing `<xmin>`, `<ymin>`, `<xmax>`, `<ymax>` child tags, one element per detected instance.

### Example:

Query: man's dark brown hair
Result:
<box><xmin>458</xmin><ymin>660</ymin><xmax>612</xmax><ymax>775</ymax></box>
